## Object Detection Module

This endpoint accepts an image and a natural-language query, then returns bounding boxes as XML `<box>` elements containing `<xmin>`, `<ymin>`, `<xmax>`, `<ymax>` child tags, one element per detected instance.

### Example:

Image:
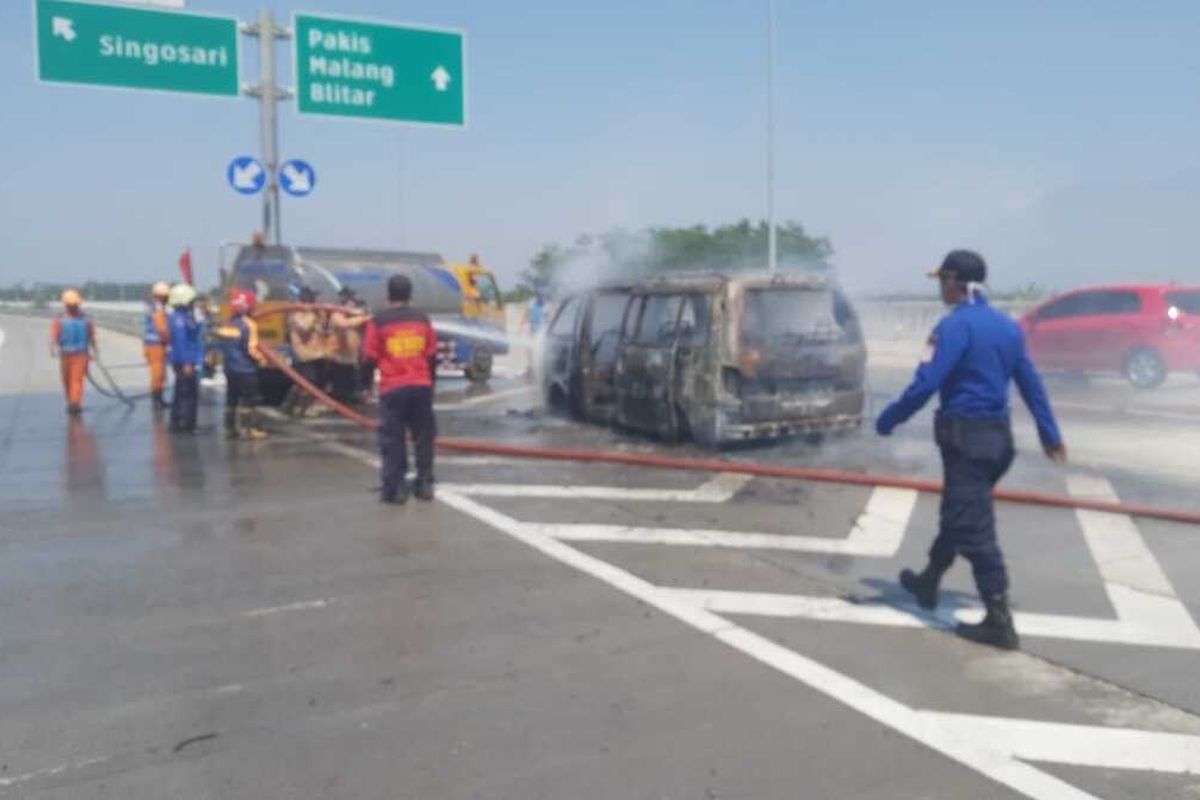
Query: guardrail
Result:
<box><xmin>855</xmin><ymin>300</ymin><xmax>1035</xmax><ymax>340</ymax></box>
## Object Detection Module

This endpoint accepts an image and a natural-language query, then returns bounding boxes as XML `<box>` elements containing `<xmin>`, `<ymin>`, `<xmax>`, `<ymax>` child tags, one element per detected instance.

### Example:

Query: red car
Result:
<box><xmin>1020</xmin><ymin>284</ymin><xmax>1200</xmax><ymax>388</ymax></box>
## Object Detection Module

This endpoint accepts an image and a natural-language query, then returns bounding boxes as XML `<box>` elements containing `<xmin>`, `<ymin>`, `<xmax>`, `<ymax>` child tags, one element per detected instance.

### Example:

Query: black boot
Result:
<box><xmin>899</xmin><ymin>564</ymin><xmax>945</xmax><ymax>610</ymax></box>
<box><xmin>414</xmin><ymin>477</ymin><xmax>435</xmax><ymax>502</ymax></box>
<box><xmin>152</xmin><ymin>391</ymin><xmax>168</xmax><ymax>409</ymax></box>
<box><xmin>956</xmin><ymin>594</ymin><xmax>1019</xmax><ymax>650</ymax></box>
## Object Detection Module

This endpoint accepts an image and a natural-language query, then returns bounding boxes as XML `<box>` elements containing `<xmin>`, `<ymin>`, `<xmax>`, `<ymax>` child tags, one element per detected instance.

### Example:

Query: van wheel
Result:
<box><xmin>1124</xmin><ymin>348</ymin><xmax>1166</xmax><ymax>389</ymax></box>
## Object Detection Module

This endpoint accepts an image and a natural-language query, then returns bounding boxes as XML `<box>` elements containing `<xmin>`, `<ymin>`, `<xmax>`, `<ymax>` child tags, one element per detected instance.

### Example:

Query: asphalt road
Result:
<box><xmin>2</xmin><ymin>312</ymin><xmax>1200</xmax><ymax>799</ymax></box>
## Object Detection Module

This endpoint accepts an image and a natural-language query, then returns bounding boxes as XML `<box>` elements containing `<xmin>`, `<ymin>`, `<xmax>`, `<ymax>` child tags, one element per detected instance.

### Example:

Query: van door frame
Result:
<box><xmin>616</xmin><ymin>292</ymin><xmax>685</xmax><ymax>436</ymax></box>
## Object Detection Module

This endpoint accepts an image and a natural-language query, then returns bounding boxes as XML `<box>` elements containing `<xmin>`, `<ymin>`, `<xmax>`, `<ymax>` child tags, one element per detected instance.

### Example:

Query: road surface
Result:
<box><xmin>2</xmin><ymin>313</ymin><xmax>1199</xmax><ymax>799</ymax></box>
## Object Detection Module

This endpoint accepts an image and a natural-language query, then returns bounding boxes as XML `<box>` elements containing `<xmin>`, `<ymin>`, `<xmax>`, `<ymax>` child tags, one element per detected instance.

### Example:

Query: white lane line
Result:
<box><xmin>1068</xmin><ymin>473</ymin><xmax>1200</xmax><ymax>645</ymax></box>
<box><xmin>0</xmin><ymin>756</ymin><xmax>112</xmax><ymax>790</ymax></box>
<box><xmin>242</xmin><ymin>599</ymin><xmax>330</xmax><ymax>618</ymax></box>
<box><xmin>444</xmin><ymin>473</ymin><xmax>753</xmax><ymax>503</ymax></box>
<box><xmin>311</xmin><ymin>436</ymin><xmax>1198</xmax><ymax>796</ymax></box>
<box><xmin>1055</xmin><ymin>400</ymin><xmax>1198</xmax><ymax>424</ymax></box>
<box><xmin>661</xmin><ymin>588</ymin><xmax>1200</xmax><ymax>649</ymax></box>
<box><xmin>434</xmin><ymin>385</ymin><xmax>534</xmax><ymax>411</ymax></box>
<box><xmin>434</xmin><ymin>489</ymin><xmax>1101</xmax><ymax>800</ymax></box>
<box><xmin>925</xmin><ymin>712</ymin><xmax>1200</xmax><ymax>774</ymax></box>
<box><xmin>526</xmin><ymin>486</ymin><xmax>916</xmax><ymax>556</ymax></box>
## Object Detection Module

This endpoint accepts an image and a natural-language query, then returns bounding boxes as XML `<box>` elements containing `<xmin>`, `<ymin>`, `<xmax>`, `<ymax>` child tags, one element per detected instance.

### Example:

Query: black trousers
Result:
<box><xmin>929</xmin><ymin>415</ymin><xmax>1016</xmax><ymax>598</ymax></box>
<box><xmin>225</xmin><ymin>371</ymin><xmax>260</xmax><ymax>431</ymax></box>
<box><xmin>170</xmin><ymin>366</ymin><xmax>199</xmax><ymax>432</ymax></box>
<box><xmin>378</xmin><ymin>386</ymin><xmax>435</xmax><ymax>498</ymax></box>
<box><xmin>328</xmin><ymin>362</ymin><xmax>359</xmax><ymax>404</ymax></box>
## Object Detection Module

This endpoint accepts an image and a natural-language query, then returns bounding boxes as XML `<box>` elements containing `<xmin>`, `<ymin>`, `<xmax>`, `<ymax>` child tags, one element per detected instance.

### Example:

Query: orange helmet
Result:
<box><xmin>230</xmin><ymin>288</ymin><xmax>257</xmax><ymax>313</ymax></box>
<box><xmin>61</xmin><ymin>289</ymin><xmax>82</xmax><ymax>307</ymax></box>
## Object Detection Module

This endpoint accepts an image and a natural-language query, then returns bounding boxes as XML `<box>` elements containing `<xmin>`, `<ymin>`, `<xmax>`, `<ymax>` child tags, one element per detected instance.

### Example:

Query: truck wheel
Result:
<box><xmin>464</xmin><ymin>350</ymin><xmax>493</xmax><ymax>385</ymax></box>
<box><xmin>1124</xmin><ymin>348</ymin><xmax>1166</xmax><ymax>389</ymax></box>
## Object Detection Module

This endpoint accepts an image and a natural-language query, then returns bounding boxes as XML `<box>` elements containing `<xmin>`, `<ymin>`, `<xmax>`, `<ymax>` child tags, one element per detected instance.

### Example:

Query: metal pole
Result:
<box><xmin>397</xmin><ymin>131</ymin><xmax>405</xmax><ymax>248</ymax></box>
<box><xmin>258</xmin><ymin>9</ymin><xmax>281</xmax><ymax>245</ymax></box>
<box><xmin>243</xmin><ymin>12</ymin><xmax>291</xmax><ymax>246</ymax></box>
<box><xmin>766</xmin><ymin>0</ymin><xmax>778</xmax><ymax>273</ymax></box>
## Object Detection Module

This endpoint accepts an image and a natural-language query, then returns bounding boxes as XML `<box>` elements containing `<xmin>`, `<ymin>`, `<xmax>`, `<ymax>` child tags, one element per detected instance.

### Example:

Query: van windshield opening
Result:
<box><xmin>741</xmin><ymin>288</ymin><xmax>837</xmax><ymax>345</ymax></box>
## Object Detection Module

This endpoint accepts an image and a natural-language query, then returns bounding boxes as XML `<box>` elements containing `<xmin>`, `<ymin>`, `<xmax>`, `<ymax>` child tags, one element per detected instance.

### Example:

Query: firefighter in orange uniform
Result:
<box><xmin>49</xmin><ymin>289</ymin><xmax>97</xmax><ymax>415</ymax></box>
<box><xmin>143</xmin><ymin>281</ymin><xmax>171</xmax><ymax>408</ymax></box>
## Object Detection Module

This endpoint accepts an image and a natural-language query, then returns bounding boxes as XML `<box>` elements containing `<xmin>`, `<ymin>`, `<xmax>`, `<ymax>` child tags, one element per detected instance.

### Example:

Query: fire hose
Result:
<box><xmin>253</xmin><ymin>304</ymin><xmax>1200</xmax><ymax>527</ymax></box>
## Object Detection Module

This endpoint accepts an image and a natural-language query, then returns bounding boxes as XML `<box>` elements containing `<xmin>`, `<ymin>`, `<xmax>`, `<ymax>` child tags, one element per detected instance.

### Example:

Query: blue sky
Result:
<box><xmin>3</xmin><ymin>0</ymin><xmax>1200</xmax><ymax>292</ymax></box>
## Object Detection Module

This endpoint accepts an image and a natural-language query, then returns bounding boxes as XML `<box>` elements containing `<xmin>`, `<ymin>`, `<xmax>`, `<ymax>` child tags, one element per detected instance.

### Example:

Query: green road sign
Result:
<box><xmin>294</xmin><ymin>13</ymin><xmax>465</xmax><ymax>127</ymax></box>
<box><xmin>35</xmin><ymin>0</ymin><xmax>239</xmax><ymax>97</ymax></box>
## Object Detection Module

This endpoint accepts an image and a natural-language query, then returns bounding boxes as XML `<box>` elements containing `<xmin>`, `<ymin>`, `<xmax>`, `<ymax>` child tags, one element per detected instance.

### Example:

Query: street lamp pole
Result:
<box><xmin>766</xmin><ymin>0</ymin><xmax>778</xmax><ymax>273</ymax></box>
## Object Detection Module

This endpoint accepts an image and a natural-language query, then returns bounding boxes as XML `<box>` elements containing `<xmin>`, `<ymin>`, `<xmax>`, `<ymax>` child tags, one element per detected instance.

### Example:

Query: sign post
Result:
<box><xmin>293</xmin><ymin>13</ymin><xmax>466</xmax><ymax>127</ymax></box>
<box><xmin>241</xmin><ymin>10</ymin><xmax>291</xmax><ymax>245</ymax></box>
<box><xmin>34</xmin><ymin>0</ymin><xmax>239</xmax><ymax>97</ymax></box>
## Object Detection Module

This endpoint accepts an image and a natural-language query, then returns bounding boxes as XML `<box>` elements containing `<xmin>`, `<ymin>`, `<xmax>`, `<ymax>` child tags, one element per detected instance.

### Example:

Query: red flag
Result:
<box><xmin>178</xmin><ymin>248</ymin><xmax>194</xmax><ymax>285</ymax></box>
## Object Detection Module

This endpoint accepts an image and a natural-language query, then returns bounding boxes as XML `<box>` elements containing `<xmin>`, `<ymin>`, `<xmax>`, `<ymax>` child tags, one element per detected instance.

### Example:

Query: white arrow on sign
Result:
<box><xmin>232</xmin><ymin>161</ymin><xmax>263</xmax><ymax>190</ymax></box>
<box><xmin>52</xmin><ymin>17</ymin><xmax>77</xmax><ymax>43</ymax></box>
<box><xmin>281</xmin><ymin>163</ymin><xmax>311</xmax><ymax>194</ymax></box>
<box><xmin>431</xmin><ymin>66</ymin><xmax>451</xmax><ymax>92</ymax></box>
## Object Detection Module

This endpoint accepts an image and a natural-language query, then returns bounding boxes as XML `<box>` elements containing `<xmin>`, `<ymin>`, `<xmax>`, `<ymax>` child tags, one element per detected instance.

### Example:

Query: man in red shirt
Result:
<box><xmin>363</xmin><ymin>274</ymin><xmax>439</xmax><ymax>504</ymax></box>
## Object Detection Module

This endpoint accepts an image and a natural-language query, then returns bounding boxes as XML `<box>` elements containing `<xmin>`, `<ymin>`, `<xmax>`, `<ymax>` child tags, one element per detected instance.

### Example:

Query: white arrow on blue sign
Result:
<box><xmin>227</xmin><ymin>156</ymin><xmax>266</xmax><ymax>195</ymax></box>
<box><xmin>279</xmin><ymin>159</ymin><xmax>316</xmax><ymax>198</ymax></box>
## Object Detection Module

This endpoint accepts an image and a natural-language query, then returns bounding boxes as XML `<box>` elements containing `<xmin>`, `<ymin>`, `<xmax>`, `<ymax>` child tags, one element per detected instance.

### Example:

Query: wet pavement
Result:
<box><xmin>3</xmin><ymin>313</ymin><xmax>1200</xmax><ymax>799</ymax></box>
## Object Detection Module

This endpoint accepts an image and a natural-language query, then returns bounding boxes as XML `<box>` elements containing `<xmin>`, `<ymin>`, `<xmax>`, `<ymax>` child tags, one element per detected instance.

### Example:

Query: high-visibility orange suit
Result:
<box><xmin>143</xmin><ymin>282</ymin><xmax>171</xmax><ymax>408</ymax></box>
<box><xmin>50</xmin><ymin>290</ymin><xmax>96</xmax><ymax>415</ymax></box>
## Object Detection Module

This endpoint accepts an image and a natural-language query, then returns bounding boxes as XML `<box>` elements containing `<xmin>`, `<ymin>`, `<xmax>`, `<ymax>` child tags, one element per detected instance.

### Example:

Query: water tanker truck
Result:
<box><xmin>220</xmin><ymin>243</ymin><xmax>508</xmax><ymax>402</ymax></box>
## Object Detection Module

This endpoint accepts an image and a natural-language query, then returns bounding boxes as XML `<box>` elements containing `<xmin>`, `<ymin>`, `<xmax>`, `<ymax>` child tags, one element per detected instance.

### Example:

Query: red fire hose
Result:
<box><xmin>252</xmin><ymin>304</ymin><xmax>1200</xmax><ymax>527</ymax></box>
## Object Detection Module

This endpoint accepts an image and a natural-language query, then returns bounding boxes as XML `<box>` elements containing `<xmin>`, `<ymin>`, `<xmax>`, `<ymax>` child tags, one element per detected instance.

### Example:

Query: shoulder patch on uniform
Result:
<box><xmin>921</xmin><ymin>333</ymin><xmax>938</xmax><ymax>364</ymax></box>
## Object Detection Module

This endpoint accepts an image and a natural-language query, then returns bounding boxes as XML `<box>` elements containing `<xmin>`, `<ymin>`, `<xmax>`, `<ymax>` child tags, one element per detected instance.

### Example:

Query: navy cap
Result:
<box><xmin>929</xmin><ymin>249</ymin><xmax>987</xmax><ymax>283</ymax></box>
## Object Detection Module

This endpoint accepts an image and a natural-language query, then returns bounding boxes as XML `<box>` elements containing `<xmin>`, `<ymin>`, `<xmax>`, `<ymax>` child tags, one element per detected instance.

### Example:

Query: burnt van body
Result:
<box><xmin>543</xmin><ymin>272</ymin><xmax>866</xmax><ymax>445</ymax></box>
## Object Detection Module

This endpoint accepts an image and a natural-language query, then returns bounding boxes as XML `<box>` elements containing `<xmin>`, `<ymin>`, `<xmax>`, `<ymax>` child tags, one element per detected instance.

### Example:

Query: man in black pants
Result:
<box><xmin>876</xmin><ymin>250</ymin><xmax>1066</xmax><ymax>650</ymax></box>
<box><xmin>362</xmin><ymin>275</ymin><xmax>438</xmax><ymax>504</ymax></box>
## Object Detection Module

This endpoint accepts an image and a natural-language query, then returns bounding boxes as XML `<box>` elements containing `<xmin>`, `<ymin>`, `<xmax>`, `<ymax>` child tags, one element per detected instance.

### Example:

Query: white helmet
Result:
<box><xmin>167</xmin><ymin>283</ymin><xmax>197</xmax><ymax>308</ymax></box>
<box><xmin>151</xmin><ymin>281</ymin><xmax>171</xmax><ymax>298</ymax></box>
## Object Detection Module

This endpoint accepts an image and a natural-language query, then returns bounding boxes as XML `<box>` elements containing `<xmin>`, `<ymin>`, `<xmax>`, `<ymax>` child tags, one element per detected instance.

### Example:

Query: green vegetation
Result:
<box><xmin>0</xmin><ymin>282</ymin><xmax>156</xmax><ymax>303</ymax></box>
<box><xmin>510</xmin><ymin>219</ymin><xmax>833</xmax><ymax>300</ymax></box>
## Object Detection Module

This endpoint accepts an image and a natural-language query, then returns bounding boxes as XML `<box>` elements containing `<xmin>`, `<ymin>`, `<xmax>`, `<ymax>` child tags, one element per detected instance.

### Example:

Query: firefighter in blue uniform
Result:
<box><xmin>876</xmin><ymin>250</ymin><xmax>1067</xmax><ymax>650</ymax></box>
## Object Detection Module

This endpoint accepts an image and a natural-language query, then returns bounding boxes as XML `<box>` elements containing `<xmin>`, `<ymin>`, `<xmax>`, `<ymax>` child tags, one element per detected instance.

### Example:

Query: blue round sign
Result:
<box><xmin>227</xmin><ymin>156</ymin><xmax>266</xmax><ymax>196</ymax></box>
<box><xmin>279</xmin><ymin>159</ymin><xmax>317</xmax><ymax>197</ymax></box>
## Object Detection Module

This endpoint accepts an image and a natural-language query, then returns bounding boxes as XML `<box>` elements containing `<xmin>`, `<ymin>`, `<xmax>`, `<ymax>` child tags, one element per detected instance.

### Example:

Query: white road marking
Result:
<box><xmin>663</xmin><ymin>588</ymin><xmax>1200</xmax><ymax>649</ymax></box>
<box><xmin>434</xmin><ymin>385</ymin><xmax>534</xmax><ymax>411</ymax></box>
<box><xmin>434</xmin><ymin>489</ymin><xmax>1106</xmax><ymax>800</ymax></box>
<box><xmin>311</xmin><ymin>435</ymin><xmax>1200</xmax><ymax>797</ymax></box>
<box><xmin>443</xmin><ymin>472</ymin><xmax>753</xmax><ymax>503</ymax></box>
<box><xmin>242</xmin><ymin>599</ymin><xmax>330</xmax><ymax>618</ymax></box>
<box><xmin>1056</xmin><ymin>399</ymin><xmax>1198</xmax><ymax>424</ymax></box>
<box><xmin>526</xmin><ymin>486</ymin><xmax>916</xmax><ymax>556</ymax></box>
<box><xmin>925</xmin><ymin>712</ymin><xmax>1200</xmax><ymax>774</ymax></box>
<box><xmin>0</xmin><ymin>756</ymin><xmax>112</xmax><ymax>789</ymax></box>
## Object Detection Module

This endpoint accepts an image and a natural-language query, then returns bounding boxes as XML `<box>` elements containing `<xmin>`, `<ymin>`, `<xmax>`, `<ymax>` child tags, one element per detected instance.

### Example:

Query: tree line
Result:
<box><xmin>507</xmin><ymin>219</ymin><xmax>833</xmax><ymax>301</ymax></box>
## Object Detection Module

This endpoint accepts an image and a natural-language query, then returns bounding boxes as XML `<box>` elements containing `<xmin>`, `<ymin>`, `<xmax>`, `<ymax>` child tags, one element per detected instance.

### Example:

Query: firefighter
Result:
<box><xmin>49</xmin><ymin>289</ymin><xmax>97</xmax><ymax>415</ymax></box>
<box><xmin>283</xmin><ymin>286</ymin><xmax>326</xmax><ymax>417</ymax></box>
<box><xmin>328</xmin><ymin>287</ymin><xmax>369</xmax><ymax>405</ymax></box>
<box><xmin>143</xmin><ymin>281</ymin><xmax>171</xmax><ymax>408</ymax></box>
<box><xmin>214</xmin><ymin>288</ymin><xmax>268</xmax><ymax>440</ymax></box>
<box><xmin>876</xmin><ymin>250</ymin><xmax>1067</xmax><ymax>650</ymax></box>
<box><xmin>363</xmin><ymin>274</ymin><xmax>438</xmax><ymax>505</ymax></box>
<box><xmin>166</xmin><ymin>284</ymin><xmax>204</xmax><ymax>434</ymax></box>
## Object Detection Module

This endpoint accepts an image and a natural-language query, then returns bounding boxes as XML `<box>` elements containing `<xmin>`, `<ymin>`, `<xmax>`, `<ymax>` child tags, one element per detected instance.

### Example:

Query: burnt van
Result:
<box><xmin>542</xmin><ymin>272</ymin><xmax>866</xmax><ymax>445</ymax></box>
